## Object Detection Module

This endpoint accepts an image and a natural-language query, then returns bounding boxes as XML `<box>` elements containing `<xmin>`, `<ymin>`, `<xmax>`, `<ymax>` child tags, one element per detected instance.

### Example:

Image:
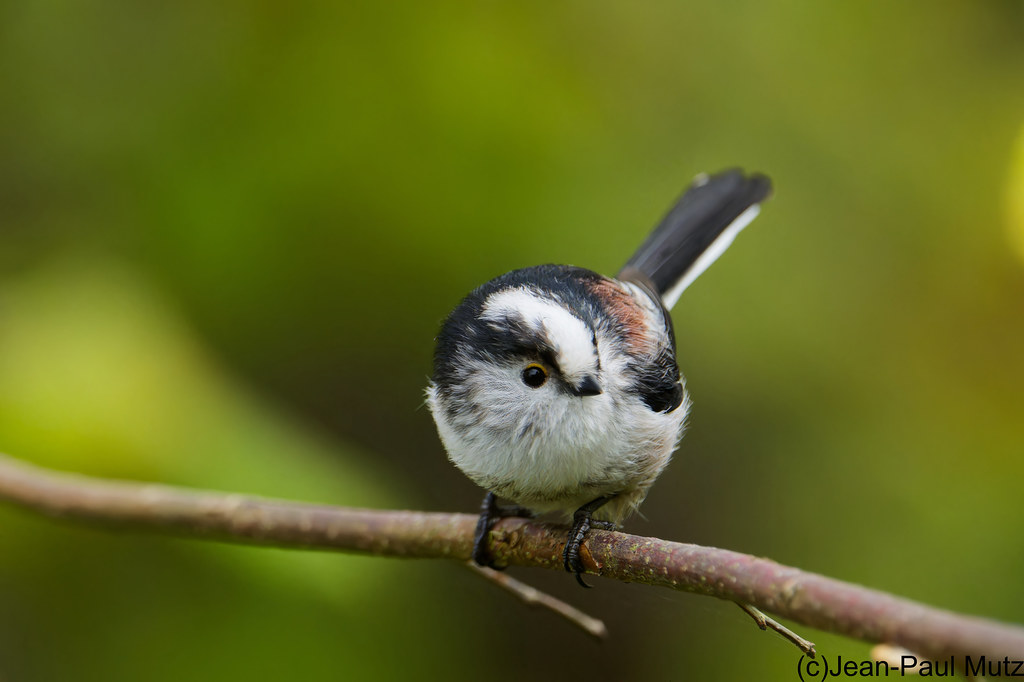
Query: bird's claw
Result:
<box><xmin>562</xmin><ymin>511</ymin><xmax>593</xmax><ymax>587</ymax></box>
<box><xmin>472</xmin><ymin>492</ymin><xmax>534</xmax><ymax>569</ymax></box>
<box><xmin>562</xmin><ymin>497</ymin><xmax>618</xmax><ymax>587</ymax></box>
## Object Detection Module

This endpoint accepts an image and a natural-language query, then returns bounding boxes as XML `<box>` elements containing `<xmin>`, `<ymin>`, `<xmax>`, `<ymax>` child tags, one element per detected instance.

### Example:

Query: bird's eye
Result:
<box><xmin>521</xmin><ymin>363</ymin><xmax>548</xmax><ymax>388</ymax></box>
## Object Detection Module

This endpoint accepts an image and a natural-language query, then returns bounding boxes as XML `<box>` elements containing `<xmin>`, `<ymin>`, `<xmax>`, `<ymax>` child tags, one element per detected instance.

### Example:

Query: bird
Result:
<box><xmin>426</xmin><ymin>169</ymin><xmax>772</xmax><ymax>586</ymax></box>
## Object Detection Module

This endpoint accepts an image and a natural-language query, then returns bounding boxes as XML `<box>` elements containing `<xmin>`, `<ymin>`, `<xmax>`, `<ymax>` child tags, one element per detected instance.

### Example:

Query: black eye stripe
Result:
<box><xmin>538</xmin><ymin>349</ymin><xmax>561</xmax><ymax>375</ymax></box>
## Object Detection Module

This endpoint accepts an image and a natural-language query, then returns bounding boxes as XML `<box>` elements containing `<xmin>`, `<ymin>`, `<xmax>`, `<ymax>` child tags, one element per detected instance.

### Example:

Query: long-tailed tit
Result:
<box><xmin>427</xmin><ymin>169</ymin><xmax>772</xmax><ymax>585</ymax></box>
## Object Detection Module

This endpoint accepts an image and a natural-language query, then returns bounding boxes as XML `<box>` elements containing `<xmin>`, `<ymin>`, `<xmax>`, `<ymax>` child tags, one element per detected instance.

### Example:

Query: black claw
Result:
<box><xmin>562</xmin><ymin>513</ymin><xmax>590</xmax><ymax>574</ymax></box>
<box><xmin>562</xmin><ymin>495</ymin><xmax>615</xmax><ymax>587</ymax></box>
<box><xmin>472</xmin><ymin>493</ymin><xmax>499</xmax><ymax>567</ymax></box>
<box><xmin>472</xmin><ymin>492</ymin><xmax>534</xmax><ymax>569</ymax></box>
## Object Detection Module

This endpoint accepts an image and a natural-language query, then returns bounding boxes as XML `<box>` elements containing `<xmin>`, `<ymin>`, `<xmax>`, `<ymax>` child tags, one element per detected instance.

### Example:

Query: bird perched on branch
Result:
<box><xmin>427</xmin><ymin>169</ymin><xmax>772</xmax><ymax>586</ymax></box>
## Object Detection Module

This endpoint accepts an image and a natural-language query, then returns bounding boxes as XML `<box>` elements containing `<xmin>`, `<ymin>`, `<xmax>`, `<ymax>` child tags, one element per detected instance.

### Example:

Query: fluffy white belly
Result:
<box><xmin>429</xmin><ymin>384</ymin><xmax>687</xmax><ymax>520</ymax></box>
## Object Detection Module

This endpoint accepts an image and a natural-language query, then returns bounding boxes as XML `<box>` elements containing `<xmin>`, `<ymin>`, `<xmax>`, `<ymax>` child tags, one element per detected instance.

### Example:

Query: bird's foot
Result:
<box><xmin>562</xmin><ymin>496</ymin><xmax>616</xmax><ymax>588</ymax></box>
<box><xmin>472</xmin><ymin>492</ymin><xmax>534</xmax><ymax>569</ymax></box>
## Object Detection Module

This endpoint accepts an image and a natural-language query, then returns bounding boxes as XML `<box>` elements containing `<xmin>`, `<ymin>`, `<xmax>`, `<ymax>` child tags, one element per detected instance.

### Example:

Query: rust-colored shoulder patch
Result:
<box><xmin>587</xmin><ymin>278</ymin><xmax>651</xmax><ymax>353</ymax></box>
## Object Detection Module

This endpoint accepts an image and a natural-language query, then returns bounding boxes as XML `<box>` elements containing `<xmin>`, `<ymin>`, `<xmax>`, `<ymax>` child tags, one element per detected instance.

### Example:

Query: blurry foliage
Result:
<box><xmin>1</xmin><ymin>1</ymin><xmax>1023</xmax><ymax>680</ymax></box>
<box><xmin>1010</xmin><ymin>126</ymin><xmax>1024</xmax><ymax>261</ymax></box>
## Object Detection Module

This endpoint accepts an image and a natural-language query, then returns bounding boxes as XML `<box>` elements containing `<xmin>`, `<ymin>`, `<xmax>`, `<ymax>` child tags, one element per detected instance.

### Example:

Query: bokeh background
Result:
<box><xmin>2</xmin><ymin>2</ymin><xmax>1023</xmax><ymax>680</ymax></box>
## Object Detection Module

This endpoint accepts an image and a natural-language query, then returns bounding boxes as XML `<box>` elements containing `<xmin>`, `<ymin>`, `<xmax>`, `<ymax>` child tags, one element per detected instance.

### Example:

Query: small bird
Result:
<box><xmin>427</xmin><ymin>169</ymin><xmax>772</xmax><ymax>586</ymax></box>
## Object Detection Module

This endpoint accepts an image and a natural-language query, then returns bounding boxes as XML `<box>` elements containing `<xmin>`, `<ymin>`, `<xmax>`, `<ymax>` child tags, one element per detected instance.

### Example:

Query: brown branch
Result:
<box><xmin>736</xmin><ymin>602</ymin><xmax>816</xmax><ymax>656</ymax></box>
<box><xmin>464</xmin><ymin>562</ymin><xmax>608</xmax><ymax>640</ymax></box>
<box><xmin>1</xmin><ymin>451</ymin><xmax>1022</xmax><ymax>662</ymax></box>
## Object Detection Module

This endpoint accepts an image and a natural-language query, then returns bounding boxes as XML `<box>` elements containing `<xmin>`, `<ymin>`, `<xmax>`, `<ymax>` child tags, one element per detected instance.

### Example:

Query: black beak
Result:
<box><xmin>570</xmin><ymin>375</ymin><xmax>602</xmax><ymax>397</ymax></box>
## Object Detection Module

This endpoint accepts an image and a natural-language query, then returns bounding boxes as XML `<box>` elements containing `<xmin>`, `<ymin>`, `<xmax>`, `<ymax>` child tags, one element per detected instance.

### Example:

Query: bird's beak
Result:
<box><xmin>570</xmin><ymin>374</ymin><xmax>602</xmax><ymax>397</ymax></box>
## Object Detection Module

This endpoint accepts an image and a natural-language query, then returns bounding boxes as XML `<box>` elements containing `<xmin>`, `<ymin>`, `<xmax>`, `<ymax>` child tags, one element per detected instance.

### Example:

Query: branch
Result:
<box><xmin>1</xmin><ymin>452</ymin><xmax>1022</xmax><ymax>662</ymax></box>
<box><xmin>736</xmin><ymin>602</ymin><xmax>816</xmax><ymax>656</ymax></box>
<box><xmin>465</xmin><ymin>562</ymin><xmax>608</xmax><ymax>640</ymax></box>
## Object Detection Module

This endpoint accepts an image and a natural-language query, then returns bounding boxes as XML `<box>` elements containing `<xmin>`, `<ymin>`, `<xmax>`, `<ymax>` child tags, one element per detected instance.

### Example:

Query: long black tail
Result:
<box><xmin>619</xmin><ymin>169</ymin><xmax>772</xmax><ymax>310</ymax></box>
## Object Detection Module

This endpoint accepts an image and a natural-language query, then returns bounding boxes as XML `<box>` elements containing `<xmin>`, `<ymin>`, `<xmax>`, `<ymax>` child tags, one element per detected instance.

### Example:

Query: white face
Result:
<box><xmin>455</xmin><ymin>287</ymin><xmax>609</xmax><ymax>443</ymax></box>
<box><xmin>428</xmin><ymin>287</ymin><xmax>623</xmax><ymax>501</ymax></box>
<box><xmin>428</xmin><ymin>357</ymin><xmax>619</xmax><ymax>507</ymax></box>
<box><xmin>452</xmin><ymin>353</ymin><xmax>607</xmax><ymax>447</ymax></box>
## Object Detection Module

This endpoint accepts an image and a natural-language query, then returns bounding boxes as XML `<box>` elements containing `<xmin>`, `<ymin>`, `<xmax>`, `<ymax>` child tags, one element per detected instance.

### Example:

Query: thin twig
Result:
<box><xmin>1</xmin><ymin>452</ymin><xmax>1023</xmax><ymax>661</ymax></box>
<box><xmin>465</xmin><ymin>562</ymin><xmax>608</xmax><ymax>640</ymax></box>
<box><xmin>736</xmin><ymin>602</ymin><xmax>816</xmax><ymax>657</ymax></box>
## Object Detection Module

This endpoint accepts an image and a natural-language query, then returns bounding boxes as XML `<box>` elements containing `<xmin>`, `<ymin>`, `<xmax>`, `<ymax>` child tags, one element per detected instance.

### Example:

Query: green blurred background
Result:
<box><xmin>2</xmin><ymin>2</ymin><xmax>1023</xmax><ymax>680</ymax></box>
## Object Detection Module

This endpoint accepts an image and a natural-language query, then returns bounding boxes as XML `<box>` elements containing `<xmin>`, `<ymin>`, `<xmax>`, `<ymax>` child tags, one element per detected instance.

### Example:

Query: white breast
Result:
<box><xmin>427</xmin><ymin>324</ymin><xmax>687</xmax><ymax>519</ymax></box>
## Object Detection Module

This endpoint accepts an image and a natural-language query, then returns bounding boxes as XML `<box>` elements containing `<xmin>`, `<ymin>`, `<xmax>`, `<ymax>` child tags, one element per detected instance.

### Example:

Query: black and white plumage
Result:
<box><xmin>427</xmin><ymin>169</ymin><xmax>772</xmax><ymax>584</ymax></box>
